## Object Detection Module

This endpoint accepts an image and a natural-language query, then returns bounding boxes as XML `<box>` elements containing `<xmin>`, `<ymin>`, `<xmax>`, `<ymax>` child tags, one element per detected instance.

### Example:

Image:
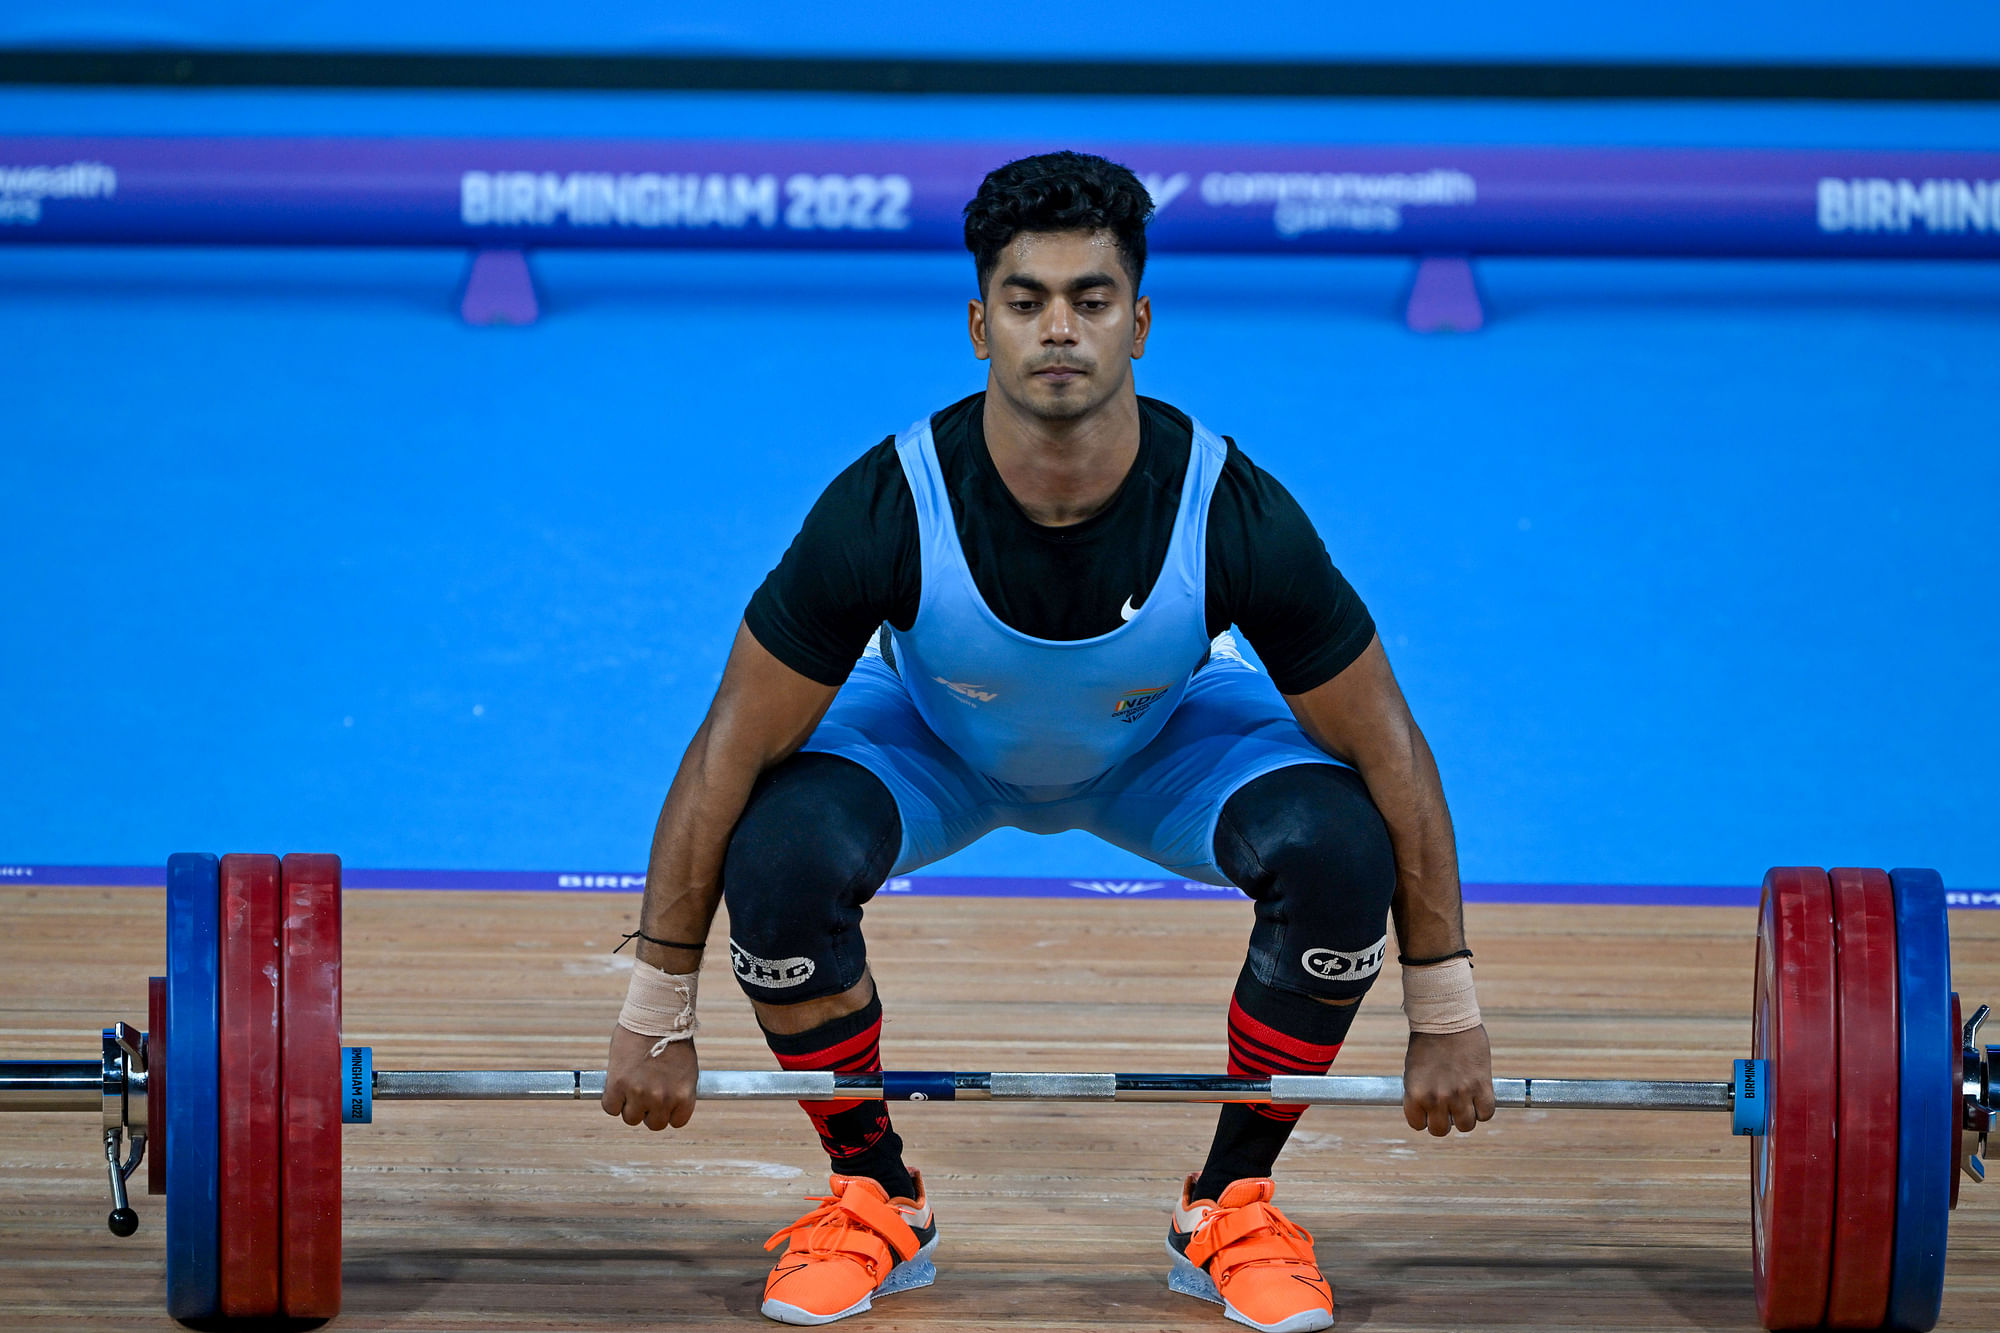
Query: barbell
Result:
<box><xmin>1</xmin><ymin>853</ymin><xmax>1992</xmax><ymax>1331</ymax></box>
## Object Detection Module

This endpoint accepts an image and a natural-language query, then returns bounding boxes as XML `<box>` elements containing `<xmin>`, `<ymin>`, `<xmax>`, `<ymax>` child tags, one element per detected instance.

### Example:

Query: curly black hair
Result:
<box><xmin>962</xmin><ymin>151</ymin><xmax>1152</xmax><ymax>294</ymax></box>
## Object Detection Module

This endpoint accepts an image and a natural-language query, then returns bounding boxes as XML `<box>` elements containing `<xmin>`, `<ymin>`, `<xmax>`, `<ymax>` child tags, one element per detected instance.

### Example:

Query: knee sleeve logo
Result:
<box><xmin>1301</xmin><ymin>937</ymin><xmax>1388</xmax><ymax>982</ymax></box>
<box><xmin>729</xmin><ymin>940</ymin><xmax>817</xmax><ymax>989</ymax></box>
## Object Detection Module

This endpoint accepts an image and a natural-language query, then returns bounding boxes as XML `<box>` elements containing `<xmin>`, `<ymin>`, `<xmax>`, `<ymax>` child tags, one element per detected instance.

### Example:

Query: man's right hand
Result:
<box><xmin>601</xmin><ymin>1025</ymin><xmax>699</xmax><ymax>1130</ymax></box>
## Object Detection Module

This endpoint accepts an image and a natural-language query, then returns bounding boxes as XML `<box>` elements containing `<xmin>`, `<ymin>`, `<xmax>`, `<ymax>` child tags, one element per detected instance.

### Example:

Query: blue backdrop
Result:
<box><xmin>3</xmin><ymin>1</ymin><xmax>1997</xmax><ymax>63</ymax></box>
<box><xmin>3</xmin><ymin>88</ymin><xmax>1997</xmax><ymax>888</ymax></box>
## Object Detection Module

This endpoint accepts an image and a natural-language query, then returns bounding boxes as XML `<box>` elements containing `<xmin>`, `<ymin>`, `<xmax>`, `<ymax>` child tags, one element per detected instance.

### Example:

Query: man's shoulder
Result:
<box><xmin>1138</xmin><ymin>394</ymin><xmax>1196</xmax><ymax>442</ymax></box>
<box><xmin>929</xmin><ymin>391</ymin><xmax>984</xmax><ymax>430</ymax></box>
<box><xmin>1183</xmin><ymin>419</ymin><xmax>1313</xmax><ymax>538</ymax></box>
<box><xmin>804</xmin><ymin>432</ymin><xmax>911</xmax><ymax>531</ymax></box>
<box><xmin>815</xmin><ymin>391</ymin><xmax>988</xmax><ymax>509</ymax></box>
<box><xmin>923</xmin><ymin>391</ymin><xmax>985</xmax><ymax>465</ymax></box>
<box><xmin>829</xmin><ymin>432</ymin><xmax>902</xmax><ymax>486</ymax></box>
<box><xmin>1138</xmin><ymin>396</ymin><xmax>1252</xmax><ymax>475</ymax></box>
<box><xmin>1136</xmin><ymin>397</ymin><xmax>1267</xmax><ymax>489</ymax></box>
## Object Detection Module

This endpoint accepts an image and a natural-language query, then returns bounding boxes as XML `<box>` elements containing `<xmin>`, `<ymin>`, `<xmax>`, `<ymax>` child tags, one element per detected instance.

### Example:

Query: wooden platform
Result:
<box><xmin>3</xmin><ymin>884</ymin><xmax>1995</xmax><ymax>1331</ymax></box>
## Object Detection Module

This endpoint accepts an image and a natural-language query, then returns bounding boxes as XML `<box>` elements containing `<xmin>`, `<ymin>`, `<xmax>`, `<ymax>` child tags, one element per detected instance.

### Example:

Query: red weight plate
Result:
<box><xmin>1825</xmin><ymin>868</ymin><xmax>1900</xmax><ymax>1327</ymax></box>
<box><xmin>147</xmin><ymin>975</ymin><xmax>166</xmax><ymax>1197</ymax></box>
<box><xmin>217</xmin><ymin>853</ymin><xmax>284</xmax><ymax>1316</ymax></box>
<box><xmin>1752</xmin><ymin>866</ymin><xmax>1838</xmax><ymax>1330</ymax></box>
<box><xmin>280</xmin><ymin>853</ymin><xmax>344</xmax><ymax>1319</ymax></box>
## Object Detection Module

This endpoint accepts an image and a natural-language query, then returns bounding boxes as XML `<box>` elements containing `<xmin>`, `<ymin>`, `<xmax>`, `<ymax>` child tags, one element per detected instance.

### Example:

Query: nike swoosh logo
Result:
<box><xmin>773</xmin><ymin>1263</ymin><xmax>809</xmax><ymax>1283</ymax></box>
<box><xmin>1291</xmin><ymin>1274</ymin><xmax>1332</xmax><ymax>1299</ymax></box>
<box><xmin>1120</xmin><ymin>595</ymin><xmax>1141</xmax><ymax>622</ymax></box>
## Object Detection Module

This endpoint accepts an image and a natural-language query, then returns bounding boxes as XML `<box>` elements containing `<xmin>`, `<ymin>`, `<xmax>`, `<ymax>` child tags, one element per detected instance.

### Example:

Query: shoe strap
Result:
<box><xmin>763</xmin><ymin>1187</ymin><xmax>922</xmax><ymax>1267</ymax></box>
<box><xmin>1206</xmin><ymin>1232</ymin><xmax>1319</xmax><ymax>1283</ymax></box>
<box><xmin>1187</xmin><ymin>1200</ymin><xmax>1316</xmax><ymax>1275</ymax></box>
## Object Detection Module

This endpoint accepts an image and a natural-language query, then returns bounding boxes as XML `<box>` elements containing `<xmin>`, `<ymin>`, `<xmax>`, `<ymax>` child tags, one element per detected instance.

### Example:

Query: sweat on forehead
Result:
<box><xmin>994</xmin><ymin>230</ymin><xmax>1130</xmax><ymax>284</ymax></box>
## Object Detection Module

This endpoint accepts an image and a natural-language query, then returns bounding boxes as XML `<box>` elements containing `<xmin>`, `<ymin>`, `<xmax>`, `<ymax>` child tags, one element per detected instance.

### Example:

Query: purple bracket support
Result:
<box><xmin>1405</xmin><ymin>254</ymin><xmax>1484</xmax><ymax>334</ymax></box>
<box><xmin>459</xmin><ymin>248</ymin><xmax>539</xmax><ymax>326</ymax></box>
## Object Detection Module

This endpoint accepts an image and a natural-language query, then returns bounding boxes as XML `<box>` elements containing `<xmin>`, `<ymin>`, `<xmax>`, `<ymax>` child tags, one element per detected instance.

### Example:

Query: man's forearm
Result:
<box><xmin>1356</xmin><ymin>722</ymin><xmax>1466</xmax><ymax>960</ymax></box>
<box><xmin>622</xmin><ymin>623</ymin><xmax>842</xmax><ymax>980</ymax></box>
<box><xmin>1287</xmin><ymin>643</ymin><xmax>1492</xmax><ymax>1129</ymax></box>
<box><xmin>632</xmin><ymin>717</ymin><xmax>767</xmax><ymax>975</ymax></box>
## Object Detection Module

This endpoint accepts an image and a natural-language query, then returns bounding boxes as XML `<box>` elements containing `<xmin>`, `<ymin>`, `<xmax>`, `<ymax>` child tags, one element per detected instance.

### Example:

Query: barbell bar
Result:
<box><xmin>0</xmin><ymin>1059</ymin><xmax>1750</xmax><ymax>1113</ymax></box>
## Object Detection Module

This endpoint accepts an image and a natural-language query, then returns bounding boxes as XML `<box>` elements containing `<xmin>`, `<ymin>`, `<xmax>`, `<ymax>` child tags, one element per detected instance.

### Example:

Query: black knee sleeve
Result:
<box><xmin>1212</xmin><ymin>763</ymin><xmax>1398</xmax><ymax>1002</ymax></box>
<box><xmin>720</xmin><ymin>752</ymin><xmax>902</xmax><ymax>1005</ymax></box>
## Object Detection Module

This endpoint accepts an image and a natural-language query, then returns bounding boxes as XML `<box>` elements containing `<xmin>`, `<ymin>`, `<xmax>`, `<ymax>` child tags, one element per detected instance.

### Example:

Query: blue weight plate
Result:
<box><xmin>165</xmin><ymin>852</ymin><xmax>221</xmax><ymax>1322</ymax></box>
<box><xmin>1886</xmin><ymin>867</ymin><xmax>1953</xmax><ymax>1332</ymax></box>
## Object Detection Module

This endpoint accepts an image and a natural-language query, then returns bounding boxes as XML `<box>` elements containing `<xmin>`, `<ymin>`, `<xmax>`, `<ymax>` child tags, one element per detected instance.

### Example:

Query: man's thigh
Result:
<box><xmin>1076</xmin><ymin>645</ymin><xmax>1342</xmax><ymax>884</ymax></box>
<box><xmin>800</xmin><ymin>650</ymin><xmax>1002</xmax><ymax>876</ymax></box>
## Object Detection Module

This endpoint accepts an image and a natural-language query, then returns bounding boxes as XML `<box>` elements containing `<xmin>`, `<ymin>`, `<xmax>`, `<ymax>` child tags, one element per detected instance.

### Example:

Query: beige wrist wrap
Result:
<box><xmin>1401</xmin><ymin>956</ymin><xmax>1482</xmax><ymax>1034</ymax></box>
<box><xmin>618</xmin><ymin>960</ymin><xmax>700</xmax><ymax>1057</ymax></box>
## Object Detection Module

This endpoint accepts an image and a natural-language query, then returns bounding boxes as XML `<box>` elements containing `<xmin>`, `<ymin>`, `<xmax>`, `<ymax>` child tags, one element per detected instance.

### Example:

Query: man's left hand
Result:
<box><xmin>1403</xmin><ymin>1025</ymin><xmax>1496</xmax><ymax>1136</ymax></box>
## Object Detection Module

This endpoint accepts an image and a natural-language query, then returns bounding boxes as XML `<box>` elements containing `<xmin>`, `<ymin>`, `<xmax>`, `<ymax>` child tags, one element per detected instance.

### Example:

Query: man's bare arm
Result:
<box><xmin>1283</xmin><ymin>634</ymin><xmax>1494</xmax><ymax>1135</ymax></box>
<box><xmin>1282</xmin><ymin>635</ymin><xmax>1461</xmax><ymax>959</ymax></box>
<box><xmin>602</xmin><ymin>620</ymin><xmax>840</xmax><ymax>1130</ymax></box>
<box><xmin>632</xmin><ymin>621</ymin><xmax>842</xmax><ymax>973</ymax></box>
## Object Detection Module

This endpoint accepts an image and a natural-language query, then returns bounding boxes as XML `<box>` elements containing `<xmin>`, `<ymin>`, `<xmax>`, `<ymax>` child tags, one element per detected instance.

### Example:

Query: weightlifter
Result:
<box><xmin>601</xmin><ymin>151</ymin><xmax>1496</xmax><ymax>1331</ymax></box>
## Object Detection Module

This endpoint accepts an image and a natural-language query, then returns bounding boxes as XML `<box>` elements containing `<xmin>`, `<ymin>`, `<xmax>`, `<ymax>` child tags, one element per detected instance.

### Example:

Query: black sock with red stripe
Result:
<box><xmin>760</xmin><ymin>990</ymin><xmax>916</xmax><ymax>1199</ymax></box>
<box><xmin>1191</xmin><ymin>966</ymin><xmax>1360</xmax><ymax>1202</ymax></box>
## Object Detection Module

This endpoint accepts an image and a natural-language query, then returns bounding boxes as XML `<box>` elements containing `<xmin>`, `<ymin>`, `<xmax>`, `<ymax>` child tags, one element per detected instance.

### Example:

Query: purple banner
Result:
<box><xmin>3</xmin><ymin>136</ymin><xmax>1999</xmax><ymax>258</ymax></box>
<box><xmin>8</xmin><ymin>862</ymin><xmax>2000</xmax><ymax>908</ymax></box>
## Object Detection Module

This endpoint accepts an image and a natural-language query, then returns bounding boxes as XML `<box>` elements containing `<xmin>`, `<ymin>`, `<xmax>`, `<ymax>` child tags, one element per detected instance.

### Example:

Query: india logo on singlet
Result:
<box><xmin>1112</xmin><ymin>685</ymin><xmax>1170</xmax><ymax>725</ymax></box>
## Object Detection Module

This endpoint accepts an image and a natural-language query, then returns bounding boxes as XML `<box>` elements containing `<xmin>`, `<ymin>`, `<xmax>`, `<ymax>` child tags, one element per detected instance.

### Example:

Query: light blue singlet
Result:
<box><xmin>800</xmin><ymin>404</ymin><xmax>1339</xmax><ymax>883</ymax></box>
<box><xmin>888</xmin><ymin>411</ymin><xmax>1227</xmax><ymax>788</ymax></box>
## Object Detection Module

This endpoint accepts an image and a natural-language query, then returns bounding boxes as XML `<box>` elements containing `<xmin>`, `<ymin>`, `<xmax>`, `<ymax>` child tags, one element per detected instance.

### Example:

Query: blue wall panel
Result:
<box><xmin>2</xmin><ymin>1</ymin><xmax>1997</xmax><ymax>64</ymax></box>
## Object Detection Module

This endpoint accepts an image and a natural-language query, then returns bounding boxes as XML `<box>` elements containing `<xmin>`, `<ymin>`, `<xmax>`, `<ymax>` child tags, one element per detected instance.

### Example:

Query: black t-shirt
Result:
<box><xmin>745</xmin><ymin>393</ymin><xmax>1375</xmax><ymax>696</ymax></box>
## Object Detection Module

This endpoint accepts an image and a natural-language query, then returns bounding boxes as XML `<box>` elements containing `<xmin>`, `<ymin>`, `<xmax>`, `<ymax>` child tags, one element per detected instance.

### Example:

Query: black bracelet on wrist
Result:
<box><xmin>614</xmin><ymin>929</ymin><xmax>707</xmax><ymax>954</ymax></box>
<box><xmin>1398</xmin><ymin>947</ymin><xmax>1474</xmax><ymax>967</ymax></box>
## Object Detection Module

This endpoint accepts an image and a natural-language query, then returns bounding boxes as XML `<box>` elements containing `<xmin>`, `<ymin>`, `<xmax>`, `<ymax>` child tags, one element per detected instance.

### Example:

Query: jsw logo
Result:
<box><xmin>933</xmin><ymin>676</ymin><xmax>998</xmax><ymax>703</ymax></box>
<box><xmin>1072</xmin><ymin>880</ymin><xmax>1164</xmax><ymax>896</ymax></box>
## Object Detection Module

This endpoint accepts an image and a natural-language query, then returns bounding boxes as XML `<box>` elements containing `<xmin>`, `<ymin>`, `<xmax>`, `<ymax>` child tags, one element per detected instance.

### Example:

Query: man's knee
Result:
<box><xmin>1215</xmin><ymin>763</ymin><xmax>1397</xmax><ymax>1002</ymax></box>
<box><xmin>721</xmin><ymin>752</ymin><xmax>901</xmax><ymax>1005</ymax></box>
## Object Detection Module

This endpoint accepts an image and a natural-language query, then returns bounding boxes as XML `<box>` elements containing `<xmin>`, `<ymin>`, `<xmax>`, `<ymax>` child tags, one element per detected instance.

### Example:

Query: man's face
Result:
<box><xmin>970</xmin><ymin>228</ymin><xmax>1150</xmax><ymax>423</ymax></box>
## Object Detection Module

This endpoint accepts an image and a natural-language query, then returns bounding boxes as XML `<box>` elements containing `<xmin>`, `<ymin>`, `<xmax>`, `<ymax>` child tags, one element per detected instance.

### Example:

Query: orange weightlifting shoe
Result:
<box><xmin>760</xmin><ymin>1173</ymin><xmax>938</xmax><ymax>1325</ymax></box>
<box><xmin>1166</xmin><ymin>1176</ymin><xmax>1336</xmax><ymax>1332</ymax></box>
